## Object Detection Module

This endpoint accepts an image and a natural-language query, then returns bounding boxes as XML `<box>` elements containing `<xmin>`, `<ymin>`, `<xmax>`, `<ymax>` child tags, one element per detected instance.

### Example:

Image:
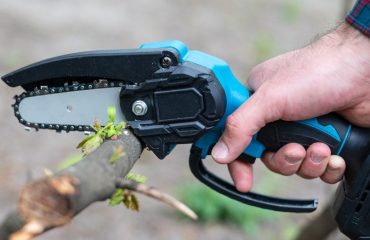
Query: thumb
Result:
<box><xmin>211</xmin><ymin>92</ymin><xmax>274</xmax><ymax>163</ymax></box>
<box><xmin>247</xmin><ymin>63</ymin><xmax>271</xmax><ymax>91</ymax></box>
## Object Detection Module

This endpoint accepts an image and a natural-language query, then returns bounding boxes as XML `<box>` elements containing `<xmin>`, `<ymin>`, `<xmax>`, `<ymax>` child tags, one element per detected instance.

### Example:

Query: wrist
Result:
<box><xmin>316</xmin><ymin>22</ymin><xmax>370</xmax><ymax>105</ymax></box>
<box><xmin>327</xmin><ymin>22</ymin><xmax>370</xmax><ymax>51</ymax></box>
<box><xmin>325</xmin><ymin>23</ymin><xmax>370</xmax><ymax>80</ymax></box>
<box><xmin>335</xmin><ymin>22</ymin><xmax>370</xmax><ymax>44</ymax></box>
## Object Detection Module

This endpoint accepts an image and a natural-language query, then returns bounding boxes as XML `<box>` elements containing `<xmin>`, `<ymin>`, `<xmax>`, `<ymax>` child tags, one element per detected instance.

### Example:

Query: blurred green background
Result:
<box><xmin>0</xmin><ymin>0</ymin><xmax>355</xmax><ymax>239</ymax></box>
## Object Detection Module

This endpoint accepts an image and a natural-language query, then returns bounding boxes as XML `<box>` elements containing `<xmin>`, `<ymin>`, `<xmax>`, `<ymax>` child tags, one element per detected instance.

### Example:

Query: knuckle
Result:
<box><xmin>225</xmin><ymin>114</ymin><xmax>244</xmax><ymax>134</ymax></box>
<box><xmin>265</xmin><ymin>160</ymin><xmax>296</xmax><ymax>176</ymax></box>
<box><xmin>249</xmin><ymin>63</ymin><xmax>265</xmax><ymax>80</ymax></box>
<box><xmin>276</xmin><ymin>162</ymin><xmax>299</xmax><ymax>176</ymax></box>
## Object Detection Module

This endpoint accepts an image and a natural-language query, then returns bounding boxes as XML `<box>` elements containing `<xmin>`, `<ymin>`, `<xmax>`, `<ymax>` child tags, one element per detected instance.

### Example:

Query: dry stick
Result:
<box><xmin>0</xmin><ymin>129</ymin><xmax>142</xmax><ymax>240</ymax></box>
<box><xmin>116</xmin><ymin>179</ymin><xmax>198</xmax><ymax>220</ymax></box>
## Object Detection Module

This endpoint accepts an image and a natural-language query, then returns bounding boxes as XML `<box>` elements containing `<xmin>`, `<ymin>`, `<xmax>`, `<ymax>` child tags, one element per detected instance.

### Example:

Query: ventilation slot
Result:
<box><xmin>361</xmin><ymin>192</ymin><xmax>368</xmax><ymax>202</ymax></box>
<box><xmin>355</xmin><ymin>203</ymin><xmax>363</xmax><ymax>213</ymax></box>
<box><xmin>367</xmin><ymin>181</ymin><xmax>370</xmax><ymax>191</ymax></box>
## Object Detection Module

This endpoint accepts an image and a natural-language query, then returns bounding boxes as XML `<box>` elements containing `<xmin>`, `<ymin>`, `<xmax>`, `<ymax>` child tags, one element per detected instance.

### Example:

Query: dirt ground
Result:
<box><xmin>0</xmin><ymin>0</ymin><xmax>353</xmax><ymax>239</ymax></box>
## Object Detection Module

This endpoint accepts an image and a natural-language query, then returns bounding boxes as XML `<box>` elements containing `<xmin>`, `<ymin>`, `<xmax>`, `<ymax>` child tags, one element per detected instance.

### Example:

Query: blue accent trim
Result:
<box><xmin>337</xmin><ymin>124</ymin><xmax>352</xmax><ymax>155</ymax></box>
<box><xmin>297</xmin><ymin>118</ymin><xmax>341</xmax><ymax>142</ymax></box>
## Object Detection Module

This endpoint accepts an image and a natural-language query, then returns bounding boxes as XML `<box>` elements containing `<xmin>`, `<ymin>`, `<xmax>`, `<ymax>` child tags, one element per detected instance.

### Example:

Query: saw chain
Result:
<box><xmin>13</xmin><ymin>80</ymin><xmax>124</xmax><ymax>132</ymax></box>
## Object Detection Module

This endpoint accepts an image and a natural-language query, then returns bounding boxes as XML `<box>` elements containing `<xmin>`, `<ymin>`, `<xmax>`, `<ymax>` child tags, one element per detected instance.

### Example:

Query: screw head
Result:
<box><xmin>132</xmin><ymin>100</ymin><xmax>148</xmax><ymax>116</ymax></box>
<box><xmin>160</xmin><ymin>56</ymin><xmax>173</xmax><ymax>68</ymax></box>
<box><xmin>66</xmin><ymin>105</ymin><xmax>73</xmax><ymax>112</ymax></box>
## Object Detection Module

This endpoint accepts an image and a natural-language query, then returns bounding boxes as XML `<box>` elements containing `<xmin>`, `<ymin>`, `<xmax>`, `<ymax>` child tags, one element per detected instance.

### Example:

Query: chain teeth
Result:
<box><xmin>13</xmin><ymin>81</ymin><xmax>124</xmax><ymax>133</ymax></box>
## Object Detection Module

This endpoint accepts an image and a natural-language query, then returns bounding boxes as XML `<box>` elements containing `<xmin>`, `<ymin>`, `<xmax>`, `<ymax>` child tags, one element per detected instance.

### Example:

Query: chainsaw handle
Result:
<box><xmin>171</xmin><ymin>38</ymin><xmax>370</xmax><ymax>213</ymax></box>
<box><xmin>189</xmin><ymin>145</ymin><xmax>318</xmax><ymax>212</ymax></box>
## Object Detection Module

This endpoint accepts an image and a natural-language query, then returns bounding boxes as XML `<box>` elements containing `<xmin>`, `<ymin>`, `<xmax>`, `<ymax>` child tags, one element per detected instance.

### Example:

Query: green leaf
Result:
<box><xmin>78</xmin><ymin>134</ymin><xmax>104</xmax><ymax>155</ymax></box>
<box><xmin>108</xmin><ymin>188</ymin><xmax>125</xmax><ymax>206</ymax></box>
<box><xmin>108</xmin><ymin>188</ymin><xmax>140</xmax><ymax>211</ymax></box>
<box><xmin>75</xmin><ymin>107</ymin><xmax>128</xmax><ymax>163</ymax></box>
<box><xmin>57</xmin><ymin>153</ymin><xmax>84</xmax><ymax>170</ymax></box>
<box><xmin>106</xmin><ymin>125</ymin><xmax>118</xmax><ymax>138</ymax></box>
<box><xmin>116</xmin><ymin>121</ymin><xmax>126</xmax><ymax>131</ymax></box>
<box><xmin>107</xmin><ymin>106</ymin><xmax>116</xmax><ymax>123</ymax></box>
<box><xmin>125</xmin><ymin>172</ymin><xmax>147</xmax><ymax>184</ymax></box>
<box><xmin>76</xmin><ymin>135</ymin><xmax>95</xmax><ymax>149</ymax></box>
<box><xmin>110</xmin><ymin>146</ymin><xmax>124</xmax><ymax>163</ymax></box>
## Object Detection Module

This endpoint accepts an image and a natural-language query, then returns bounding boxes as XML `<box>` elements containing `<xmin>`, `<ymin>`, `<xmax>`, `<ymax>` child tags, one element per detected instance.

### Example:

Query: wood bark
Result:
<box><xmin>0</xmin><ymin>129</ymin><xmax>142</xmax><ymax>240</ymax></box>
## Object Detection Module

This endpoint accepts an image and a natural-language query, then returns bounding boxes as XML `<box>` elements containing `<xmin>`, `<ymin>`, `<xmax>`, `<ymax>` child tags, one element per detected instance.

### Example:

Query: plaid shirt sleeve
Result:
<box><xmin>346</xmin><ymin>0</ymin><xmax>370</xmax><ymax>37</ymax></box>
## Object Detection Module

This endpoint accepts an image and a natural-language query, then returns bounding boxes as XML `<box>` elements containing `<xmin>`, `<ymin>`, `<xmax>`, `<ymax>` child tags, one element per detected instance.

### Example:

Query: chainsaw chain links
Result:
<box><xmin>13</xmin><ymin>80</ymin><xmax>125</xmax><ymax>132</ymax></box>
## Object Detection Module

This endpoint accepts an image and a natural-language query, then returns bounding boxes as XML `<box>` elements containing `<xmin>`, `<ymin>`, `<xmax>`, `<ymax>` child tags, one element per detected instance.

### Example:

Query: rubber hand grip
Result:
<box><xmin>257</xmin><ymin>114</ymin><xmax>370</xmax><ymax>186</ymax></box>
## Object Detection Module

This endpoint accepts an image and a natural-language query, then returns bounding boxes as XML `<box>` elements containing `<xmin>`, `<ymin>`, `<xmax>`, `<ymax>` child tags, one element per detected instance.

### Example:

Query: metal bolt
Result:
<box><xmin>160</xmin><ymin>56</ymin><xmax>173</xmax><ymax>68</ymax></box>
<box><xmin>66</xmin><ymin>105</ymin><xmax>73</xmax><ymax>112</ymax></box>
<box><xmin>132</xmin><ymin>100</ymin><xmax>148</xmax><ymax>116</ymax></box>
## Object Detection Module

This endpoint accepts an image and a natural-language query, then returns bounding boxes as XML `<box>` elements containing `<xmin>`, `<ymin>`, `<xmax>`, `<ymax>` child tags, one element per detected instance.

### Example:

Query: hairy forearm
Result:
<box><xmin>334</xmin><ymin>22</ymin><xmax>370</xmax><ymax>57</ymax></box>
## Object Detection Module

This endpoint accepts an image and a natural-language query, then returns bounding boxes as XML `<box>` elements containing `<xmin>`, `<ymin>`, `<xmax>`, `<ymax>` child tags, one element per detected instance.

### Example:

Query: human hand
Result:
<box><xmin>211</xmin><ymin>23</ymin><xmax>370</xmax><ymax>192</ymax></box>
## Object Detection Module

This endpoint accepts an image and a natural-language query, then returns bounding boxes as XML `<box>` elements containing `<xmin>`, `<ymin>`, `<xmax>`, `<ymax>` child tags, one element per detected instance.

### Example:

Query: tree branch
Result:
<box><xmin>0</xmin><ymin>129</ymin><xmax>142</xmax><ymax>240</ymax></box>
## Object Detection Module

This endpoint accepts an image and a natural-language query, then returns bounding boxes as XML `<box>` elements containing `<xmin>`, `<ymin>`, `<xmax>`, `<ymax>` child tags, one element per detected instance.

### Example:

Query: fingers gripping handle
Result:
<box><xmin>259</xmin><ymin>115</ymin><xmax>370</xmax><ymax>186</ymax></box>
<box><xmin>258</xmin><ymin>115</ymin><xmax>350</xmax><ymax>157</ymax></box>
